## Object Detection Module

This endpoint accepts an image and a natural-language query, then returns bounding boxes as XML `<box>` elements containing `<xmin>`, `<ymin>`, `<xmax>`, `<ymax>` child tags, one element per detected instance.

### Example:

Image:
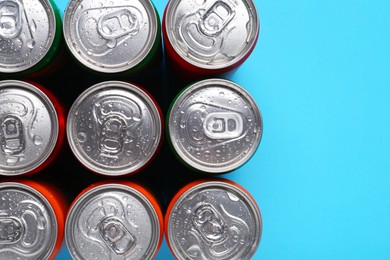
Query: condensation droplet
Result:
<box><xmin>227</xmin><ymin>191</ymin><xmax>240</xmax><ymax>202</ymax></box>
<box><xmin>33</xmin><ymin>135</ymin><xmax>43</xmax><ymax>145</ymax></box>
<box><xmin>26</xmin><ymin>39</ymin><xmax>36</xmax><ymax>49</ymax></box>
<box><xmin>77</xmin><ymin>132</ymin><xmax>87</xmax><ymax>143</ymax></box>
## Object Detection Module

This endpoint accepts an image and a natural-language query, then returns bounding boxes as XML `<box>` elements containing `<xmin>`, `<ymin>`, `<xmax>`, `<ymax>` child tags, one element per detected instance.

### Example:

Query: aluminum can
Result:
<box><xmin>167</xmin><ymin>78</ymin><xmax>262</xmax><ymax>174</ymax></box>
<box><xmin>65</xmin><ymin>181</ymin><xmax>164</xmax><ymax>260</ymax></box>
<box><xmin>0</xmin><ymin>0</ymin><xmax>63</xmax><ymax>77</ymax></box>
<box><xmin>63</xmin><ymin>0</ymin><xmax>161</xmax><ymax>76</ymax></box>
<box><xmin>163</xmin><ymin>0</ymin><xmax>259</xmax><ymax>76</ymax></box>
<box><xmin>0</xmin><ymin>80</ymin><xmax>65</xmax><ymax>176</ymax></box>
<box><xmin>165</xmin><ymin>179</ymin><xmax>262</xmax><ymax>260</ymax></box>
<box><xmin>0</xmin><ymin>180</ymin><xmax>67</xmax><ymax>260</ymax></box>
<box><xmin>67</xmin><ymin>81</ymin><xmax>162</xmax><ymax>176</ymax></box>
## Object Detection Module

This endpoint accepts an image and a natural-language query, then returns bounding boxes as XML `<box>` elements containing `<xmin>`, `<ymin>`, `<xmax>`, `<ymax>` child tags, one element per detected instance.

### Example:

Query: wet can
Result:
<box><xmin>63</xmin><ymin>0</ymin><xmax>162</xmax><ymax>77</ymax></box>
<box><xmin>0</xmin><ymin>0</ymin><xmax>63</xmax><ymax>78</ymax></box>
<box><xmin>163</xmin><ymin>0</ymin><xmax>260</xmax><ymax>77</ymax></box>
<box><xmin>165</xmin><ymin>179</ymin><xmax>262</xmax><ymax>260</ymax></box>
<box><xmin>65</xmin><ymin>181</ymin><xmax>164</xmax><ymax>260</ymax></box>
<box><xmin>0</xmin><ymin>180</ymin><xmax>68</xmax><ymax>260</ymax></box>
<box><xmin>167</xmin><ymin>78</ymin><xmax>262</xmax><ymax>174</ymax></box>
<box><xmin>0</xmin><ymin>80</ymin><xmax>65</xmax><ymax>176</ymax></box>
<box><xmin>67</xmin><ymin>81</ymin><xmax>163</xmax><ymax>176</ymax></box>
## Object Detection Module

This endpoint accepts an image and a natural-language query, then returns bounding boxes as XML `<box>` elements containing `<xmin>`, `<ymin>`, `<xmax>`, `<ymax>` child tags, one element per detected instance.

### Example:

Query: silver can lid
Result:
<box><xmin>63</xmin><ymin>0</ymin><xmax>159</xmax><ymax>74</ymax></box>
<box><xmin>65</xmin><ymin>183</ymin><xmax>162</xmax><ymax>260</ymax></box>
<box><xmin>165</xmin><ymin>0</ymin><xmax>259</xmax><ymax>70</ymax></box>
<box><xmin>0</xmin><ymin>182</ymin><xmax>58</xmax><ymax>260</ymax></box>
<box><xmin>167</xmin><ymin>181</ymin><xmax>262</xmax><ymax>260</ymax></box>
<box><xmin>0</xmin><ymin>0</ymin><xmax>57</xmax><ymax>73</ymax></box>
<box><xmin>67</xmin><ymin>81</ymin><xmax>162</xmax><ymax>176</ymax></box>
<box><xmin>168</xmin><ymin>79</ymin><xmax>262</xmax><ymax>173</ymax></box>
<box><xmin>0</xmin><ymin>80</ymin><xmax>59</xmax><ymax>176</ymax></box>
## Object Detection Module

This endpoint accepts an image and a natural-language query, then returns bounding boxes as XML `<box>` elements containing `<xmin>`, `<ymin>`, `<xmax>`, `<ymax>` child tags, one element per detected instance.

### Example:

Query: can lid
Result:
<box><xmin>67</xmin><ymin>81</ymin><xmax>162</xmax><ymax>176</ymax></box>
<box><xmin>0</xmin><ymin>0</ymin><xmax>56</xmax><ymax>73</ymax></box>
<box><xmin>0</xmin><ymin>182</ymin><xmax>58</xmax><ymax>259</ymax></box>
<box><xmin>166</xmin><ymin>180</ymin><xmax>262</xmax><ymax>260</ymax></box>
<box><xmin>63</xmin><ymin>0</ymin><xmax>159</xmax><ymax>74</ymax></box>
<box><xmin>65</xmin><ymin>183</ymin><xmax>162</xmax><ymax>260</ymax></box>
<box><xmin>0</xmin><ymin>80</ymin><xmax>59</xmax><ymax>176</ymax></box>
<box><xmin>165</xmin><ymin>0</ymin><xmax>259</xmax><ymax>70</ymax></box>
<box><xmin>168</xmin><ymin>78</ymin><xmax>262</xmax><ymax>173</ymax></box>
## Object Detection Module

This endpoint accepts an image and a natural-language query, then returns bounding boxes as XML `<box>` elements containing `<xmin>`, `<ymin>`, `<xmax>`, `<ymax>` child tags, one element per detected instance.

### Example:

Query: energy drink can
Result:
<box><xmin>67</xmin><ymin>81</ymin><xmax>163</xmax><ymax>176</ymax></box>
<box><xmin>65</xmin><ymin>181</ymin><xmax>164</xmax><ymax>260</ymax></box>
<box><xmin>165</xmin><ymin>179</ymin><xmax>262</xmax><ymax>260</ymax></box>
<box><xmin>63</xmin><ymin>0</ymin><xmax>161</xmax><ymax>76</ymax></box>
<box><xmin>0</xmin><ymin>0</ymin><xmax>63</xmax><ymax>78</ymax></box>
<box><xmin>0</xmin><ymin>80</ymin><xmax>65</xmax><ymax>176</ymax></box>
<box><xmin>167</xmin><ymin>78</ymin><xmax>262</xmax><ymax>174</ymax></box>
<box><xmin>0</xmin><ymin>180</ymin><xmax>67</xmax><ymax>260</ymax></box>
<box><xmin>163</xmin><ymin>0</ymin><xmax>259</xmax><ymax>76</ymax></box>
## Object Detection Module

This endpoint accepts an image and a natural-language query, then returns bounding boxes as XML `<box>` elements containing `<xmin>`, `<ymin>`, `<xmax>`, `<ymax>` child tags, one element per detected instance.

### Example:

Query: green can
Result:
<box><xmin>0</xmin><ymin>0</ymin><xmax>63</xmax><ymax>78</ymax></box>
<box><xmin>63</xmin><ymin>0</ymin><xmax>162</xmax><ymax>77</ymax></box>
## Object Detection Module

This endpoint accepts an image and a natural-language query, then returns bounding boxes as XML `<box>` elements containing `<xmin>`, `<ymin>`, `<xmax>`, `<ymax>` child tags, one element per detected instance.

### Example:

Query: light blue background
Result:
<box><xmin>54</xmin><ymin>0</ymin><xmax>390</xmax><ymax>259</ymax></box>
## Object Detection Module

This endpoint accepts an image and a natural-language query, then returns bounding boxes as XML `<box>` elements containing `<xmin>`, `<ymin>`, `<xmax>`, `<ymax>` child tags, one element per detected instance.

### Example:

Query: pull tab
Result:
<box><xmin>0</xmin><ymin>1</ymin><xmax>23</xmax><ymax>39</ymax></box>
<box><xmin>97</xmin><ymin>9</ymin><xmax>140</xmax><ymax>41</ymax></box>
<box><xmin>1</xmin><ymin>115</ymin><xmax>25</xmax><ymax>155</ymax></box>
<box><xmin>99</xmin><ymin>217</ymin><xmax>136</xmax><ymax>255</ymax></box>
<box><xmin>199</xmin><ymin>1</ymin><xmax>235</xmax><ymax>36</ymax></box>
<box><xmin>99</xmin><ymin>116</ymin><xmax>126</xmax><ymax>157</ymax></box>
<box><xmin>203</xmin><ymin>112</ymin><xmax>243</xmax><ymax>139</ymax></box>
<box><xmin>192</xmin><ymin>204</ymin><xmax>227</xmax><ymax>243</ymax></box>
<box><xmin>0</xmin><ymin>217</ymin><xmax>23</xmax><ymax>244</ymax></box>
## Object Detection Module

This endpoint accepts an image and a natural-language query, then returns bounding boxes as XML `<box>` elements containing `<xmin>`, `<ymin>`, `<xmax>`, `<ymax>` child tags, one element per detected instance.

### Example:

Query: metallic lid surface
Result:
<box><xmin>0</xmin><ymin>0</ymin><xmax>57</xmax><ymax>73</ymax></box>
<box><xmin>67</xmin><ymin>81</ymin><xmax>162</xmax><ymax>176</ymax></box>
<box><xmin>167</xmin><ymin>181</ymin><xmax>262</xmax><ymax>260</ymax></box>
<box><xmin>63</xmin><ymin>0</ymin><xmax>159</xmax><ymax>73</ymax></box>
<box><xmin>0</xmin><ymin>80</ymin><xmax>59</xmax><ymax>176</ymax></box>
<box><xmin>0</xmin><ymin>182</ymin><xmax>58</xmax><ymax>260</ymax></box>
<box><xmin>65</xmin><ymin>184</ymin><xmax>161</xmax><ymax>260</ymax></box>
<box><xmin>168</xmin><ymin>79</ymin><xmax>262</xmax><ymax>173</ymax></box>
<box><xmin>165</xmin><ymin>0</ymin><xmax>259</xmax><ymax>69</ymax></box>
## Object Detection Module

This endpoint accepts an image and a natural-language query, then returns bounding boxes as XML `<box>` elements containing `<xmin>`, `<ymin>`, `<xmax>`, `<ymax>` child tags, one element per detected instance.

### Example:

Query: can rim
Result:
<box><xmin>0</xmin><ymin>80</ymin><xmax>59</xmax><ymax>176</ymax></box>
<box><xmin>165</xmin><ymin>180</ymin><xmax>262</xmax><ymax>259</ymax></box>
<box><xmin>65</xmin><ymin>183</ymin><xmax>162</xmax><ymax>260</ymax></box>
<box><xmin>164</xmin><ymin>0</ymin><xmax>260</xmax><ymax>70</ymax></box>
<box><xmin>0</xmin><ymin>182</ymin><xmax>58</xmax><ymax>260</ymax></box>
<box><xmin>63</xmin><ymin>0</ymin><xmax>159</xmax><ymax>74</ymax></box>
<box><xmin>67</xmin><ymin>81</ymin><xmax>162</xmax><ymax>176</ymax></box>
<box><xmin>168</xmin><ymin>78</ymin><xmax>262</xmax><ymax>173</ymax></box>
<box><xmin>0</xmin><ymin>0</ymin><xmax>57</xmax><ymax>73</ymax></box>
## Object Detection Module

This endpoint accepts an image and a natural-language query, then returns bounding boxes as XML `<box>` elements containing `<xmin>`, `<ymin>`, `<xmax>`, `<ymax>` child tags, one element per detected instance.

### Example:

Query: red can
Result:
<box><xmin>163</xmin><ymin>0</ymin><xmax>260</xmax><ymax>77</ymax></box>
<box><xmin>0</xmin><ymin>180</ymin><xmax>68</xmax><ymax>260</ymax></box>
<box><xmin>165</xmin><ymin>179</ymin><xmax>262</xmax><ymax>259</ymax></box>
<box><xmin>65</xmin><ymin>181</ymin><xmax>164</xmax><ymax>259</ymax></box>
<box><xmin>0</xmin><ymin>80</ymin><xmax>65</xmax><ymax>176</ymax></box>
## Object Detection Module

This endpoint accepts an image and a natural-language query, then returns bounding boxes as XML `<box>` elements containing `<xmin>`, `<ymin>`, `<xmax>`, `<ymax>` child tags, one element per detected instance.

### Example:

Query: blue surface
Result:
<box><xmin>54</xmin><ymin>0</ymin><xmax>390</xmax><ymax>259</ymax></box>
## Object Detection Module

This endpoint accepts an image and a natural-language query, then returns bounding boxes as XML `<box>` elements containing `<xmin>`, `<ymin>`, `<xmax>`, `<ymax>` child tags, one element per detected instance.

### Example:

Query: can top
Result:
<box><xmin>0</xmin><ymin>80</ymin><xmax>59</xmax><ymax>176</ymax></box>
<box><xmin>63</xmin><ymin>0</ymin><xmax>159</xmax><ymax>74</ymax></box>
<box><xmin>67</xmin><ymin>81</ymin><xmax>162</xmax><ymax>176</ymax></box>
<box><xmin>166</xmin><ymin>180</ymin><xmax>262</xmax><ymax>260</ymax></box>
<box><xmin>0</xmin><ymin>182</ymin><xmax>58</xmax><ymax>260</ymax></box>
<box><xmin>0</xmin><ymin>0</ymin><xmax>57</xmax><ymax>73</ymax></box>
<box><xmin>66</xmin><ymin>183</ymin><xmax>162</xmax><ymax>260</ymax></box>
<box><xmin>165</xmin><ymin>0</ymin><xmax>259</xmax><ymax>70</ymax></box>
<box><xmin>168</xmin><ymin>78</ymin><xmax>262</xmax><ymax>173</ymax></box>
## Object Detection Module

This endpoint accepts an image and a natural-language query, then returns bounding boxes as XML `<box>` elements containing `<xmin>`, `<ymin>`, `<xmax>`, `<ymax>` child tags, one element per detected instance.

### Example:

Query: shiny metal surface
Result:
<box><xmin>168</xmin><ymin>79</ymin><xmax>262</xmax><ymax>173</ymax></box>
<box><xmin>0</xmin><ymin>182</ymin><xmax>58</xmax><ymax>260</ymax></box>
<box><xmin>0</xmin><ymin>0</ymin><xmax>56</xmax><ymax>73</ymax></box>
<box><xmin>65</xmin><ymin>184</ymin><xmax>161</xmax><ymax>260</ymax></box>
<box><xmin>167</xmin><ymin>181</ymin><xmax>262</xmax><ymax>260</ymax></box>
<box><xmin>63</xmin><ymin>0</ymin><xmax>159</xmax><ymax>73</ymax></box>
<box><xmin>67</xmin><ymin>81</ymin><xmax>162</xmax><ymax>176</ymax></box>
<box><xmin>0</xmin><ymin>80</ymin><xmax>59</xmax><ymax>176</ymax></box>
<box><xmin>165</xmin><ymin>0</ymin><xmax>259</xmax><ymax>69</ymax></box>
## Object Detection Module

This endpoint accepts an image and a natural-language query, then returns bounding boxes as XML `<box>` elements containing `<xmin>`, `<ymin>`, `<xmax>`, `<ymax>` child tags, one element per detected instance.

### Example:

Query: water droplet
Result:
<box><xmin>33</xmin><ymin>135</ymin><xmax>43</xmax><ymax>145</ymax></box>
<box><xmin>86</xmin><ymin>146</ymin><xmax>91</xmax><ymax>152</ymax></box>
<box><xmin>87</xmin><ymin>50</ymin><xmax>93</xmax><ymax>55</ymax></box>
<box><xmin>106</xmin><ymin>40</ymin><xmax>117</xmax><ymax>49</ymax></box>
<box><xmin>219</xmin><ymin>92</ymin><xmax>225</xmax><ymax>96</ymax></box>
<box><xmin>133</xmin><ymin>114</ymin><xmax>141</xmax><ymax>122</ymax></box>
<box><xmin>77</xmin><ymin>132</ymin><xmax>87</xmax><ymax>143</ymax></box>
<box><xmin>30</xmin><ymin>20</ymin><xmax>37</xmax><ymax>33</ymax></box>
<box><xmin>227</xmin><ymin>191</ymin><xmax>240</xmax><ymax>202</ymax></box>
<box><xmin>26</xmin><ymin>39</ymin><xmax>36</xmax><ymax>49</ymax></box>
<box><xmin>78</xmin><ymin>4</ymin><xmax>83</xmax><ymax>9</ymax></box>
<box><xmin>180</xmin><ymin>121</ymin><xmax>186</xmax><ymax>129</ymax></box>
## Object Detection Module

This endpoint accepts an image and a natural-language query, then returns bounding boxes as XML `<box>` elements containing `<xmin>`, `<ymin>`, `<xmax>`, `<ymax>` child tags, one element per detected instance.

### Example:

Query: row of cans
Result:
<box><xmin>0</xmin><ymin>178</ymin><xmax>262</xmax><ymax>259</ymax></box>
<box><xmin>0</xmin><ymin>0</ymin><xmax>259</xmax><ymax>78</ymax></box>
<box><xmin>0</xmin><ymin>79</ymin><xmax>262</xmax><ymax>176</ymax></box>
